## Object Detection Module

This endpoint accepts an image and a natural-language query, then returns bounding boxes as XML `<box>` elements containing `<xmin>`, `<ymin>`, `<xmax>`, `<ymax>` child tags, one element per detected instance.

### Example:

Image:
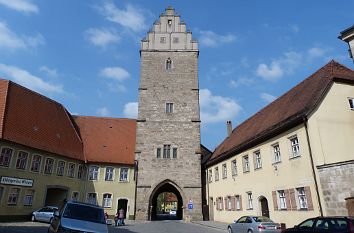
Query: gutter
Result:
<box><xmin>303</xmin><ymin>118</ymin><xmax>323</xmax><ymax>216</ymax></box>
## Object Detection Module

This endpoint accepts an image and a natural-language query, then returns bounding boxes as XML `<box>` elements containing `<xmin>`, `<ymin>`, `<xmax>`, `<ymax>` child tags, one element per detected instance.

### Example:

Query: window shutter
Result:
<box><xmin>221</xmin><ymin>197</ymin><xmax>224</xmax><ymax>210</ymax></box>
<box><xmin>289</xmin><ymin>188</ymin><xmax>297</xmax><ymax>210</ymax></box>
<box><xmin>272</xmin><ymin>191</ymin><xmax>278</xmax><ymax>210</ymax></box>
<box><xmin>216</xmin><ymin>198</ymin><xmax>219</xmax><ymax>211</ymax></box>
<box><xmin>304</xmin><ymin>186</ymin><xmax>314</xmax><ymax>210</ymax></box>
<box><xmin>285</xmin><ymin>189</ymin><xmax>291</xmax><ymax>211</ymax></box>
<box><xmin>231</xmin><ymin>196</ymin><xmax>236</xmax><ymax>211</ymax></box>
<box><xmin>239</xmin><ymin>195</ymin><xmax>243</xmax><ymax>210</ymax></box>
<box><xmin>225</xmin><ymin>197</ymin><xmax>228</xmax><ymax>211</ymax></box>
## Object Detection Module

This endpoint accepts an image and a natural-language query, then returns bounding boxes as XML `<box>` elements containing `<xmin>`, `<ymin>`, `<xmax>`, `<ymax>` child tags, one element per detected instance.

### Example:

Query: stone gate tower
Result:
<box><xmin>135</xmin><ymin>7</ymin><xmax>202</xmax><ymax>221</ymax></box>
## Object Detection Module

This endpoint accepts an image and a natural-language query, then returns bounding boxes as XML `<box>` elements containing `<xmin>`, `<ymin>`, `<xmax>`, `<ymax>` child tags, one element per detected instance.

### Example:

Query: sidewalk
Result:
<box><xmin>190</xmin><ymin>221</ymin><xmax>229</xmax><ymax>231</ymax></box>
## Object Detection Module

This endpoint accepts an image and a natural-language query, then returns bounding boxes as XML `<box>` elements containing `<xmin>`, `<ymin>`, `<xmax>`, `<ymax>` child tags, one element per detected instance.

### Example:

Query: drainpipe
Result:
<box><xmin>304</xmin><ymin>118</ymin><xmax>323</xmax><ymax>216</ymax></box>
<box><xmin>133</xmin><ymin>160</ymin><xmax>138</xmax><ymax>220</ymax></box>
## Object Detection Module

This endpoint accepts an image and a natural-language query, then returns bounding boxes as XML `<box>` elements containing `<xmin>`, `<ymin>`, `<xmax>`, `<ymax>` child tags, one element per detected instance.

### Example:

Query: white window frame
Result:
<box><xmin>254</xmin><ymin>150</ymin><xmax>262</xmax><ymax>169</ymax></box>
<box><xmin>290</xmin><ymin>136</ymin><xmax>301</xmax><ymax>158</ymax></box>
<box><xmin>297</xmin><ymin>187</ymin><xmax>308</xmax><ymax>209</ymax></box>
<box><xmin>57</xmin><ymin>161</ymin><xmax>65</xmax><ymax>176</ymax></box>
<box><xmin>87</xmin><ymin>193</ymin><xmax>97</xmax><ymax>205</ymax></box>
<box><xmin>247</xmin><ymin>192</ymin><xmax>253</xmax><ymax>209</ymax></box>
<box><xmin>44</xmin><ymin>158</ymin><xmax>54</xmax><ymax>174</ymax></box>
<box><xmin>231</xmin><ymin>159</ymin><xmax>237</xmax><ymax>176</ymax></box>
<box><xmin>163</xmin><ymin>144</ymin><xmax>171</xmax><ymax>158</ymax></box>
<box><xmin>89</xmin><ymin>166</ymin><xmax>99</xmax><ymax>181</ymax></box>
<box><xmin>208</xmin><ymin>169</ymin><xmax>212</xmax><ymax>183</ymax></box>
<box><xmin>0</xmin><ymin>147</ymin><xmax>13</xmax><ymax>167</ymax></box>
<box><xmin>222</xmin><ymin>163</ymin><xmax>227</xmax><ymax>179</ymax></box>
<box><xmin>8</xmin><ymin>188</ymin><xmax>20</xmax><ymax>205</ymax></box>
<box><xmin>235</xmin><ymin>195</ymin><xmax>241</xmax><ymax>210</ymax></box>
<box><xmin>278</xmin><ymin>190</ymin><xmax>286</xmax><ymax>209</ymax></box>
<box><xmin>218</xmin><ymin>197</ymin><xmax>223</xmax><ymax>210</ymax></box>
<box><xmin>214</xmin><ymin>167</ymin><xmax>219</xmax><ymax>181</ymax></box>
<box><xmin>273</xmin><ymin>144</ymin><xmax>281</xmax><ymax>163</ymax></box>
<box><xmin>71</xmin><ymin>191</ymin><xmax>79</xmax><ymax>201</ymax></box>
<box><xmin>23</xmin><ymin>189</ymin><xmax>34</xmax><ymax>206</ymax></box>
<box><xmin>243</xmin><ymin>155</ymin><xmax>250</xmax><ymax>172</ymax></box>
<box><xmin>31</xmin><ymin>154</ymin><xmax>41</xmax><ymax>172</ymax></box>
<box><xmin>77</xmin><ymin>165</ymin><xmax>85</xmax><ymax>179</ymax></box>
<box><xmin>105</xmin><ymin>167</ymin><xmax>114</xmax><ymax>181</ymax></box>
<box><xmin>119</xmin><ymin>167</ymin><xmax>129</xmax><ymax>182</ymax></box>
<box><xmin>227</xmin><ymin>196</ymin><xmax>232</xmax><ymax>210</ymax></box>
<box><xmin>67</xmin><ymin>163</ymin><xmax>76</xmax><ymax>178</ymax></box>
<box><xmin>16</xmin><ymin>151</ymin><xmax>28</xmax><ymax>170</ymax></box>
<box><xmin>102</xmin><ymin>193</ymin><xmax>113</xmax><ymax>208</ymax></box>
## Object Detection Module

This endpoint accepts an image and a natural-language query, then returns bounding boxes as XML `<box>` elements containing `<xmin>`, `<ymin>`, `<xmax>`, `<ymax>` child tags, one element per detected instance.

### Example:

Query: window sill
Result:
<box><xmin>254</xmin><ymin>167</ymin><xmax>262</xmax><ymax>171</ymax></box>
<box><xmin>243</xmin><ymin>171</ymin><xmax>250</xmax><ymax>174</ymax></box>
<box><xmin>119</xmin><ymin>180</ymin><xmax>129</xmax><ymax>183</ymax></box>
<box><xmin>272</xmin><ymin>161</ymin><xmax>281</xmax><ymax>165</ymax></box>
<box><xmin>289</xmin><ymin>155</ymin><xmax>301</xmax><ymax>160</ymax></box>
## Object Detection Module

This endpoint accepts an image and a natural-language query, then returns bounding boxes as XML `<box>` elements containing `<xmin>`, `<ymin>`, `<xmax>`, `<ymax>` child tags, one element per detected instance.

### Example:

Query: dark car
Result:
<box><xmin>283</xmin><ymin>216</ymin><xmax>354</xmax><ymax>233</ymax></box>
<box><xmin>48</xmin><ymin>200</ymin><xmax>108</xmax><ymax>233</ymax></box>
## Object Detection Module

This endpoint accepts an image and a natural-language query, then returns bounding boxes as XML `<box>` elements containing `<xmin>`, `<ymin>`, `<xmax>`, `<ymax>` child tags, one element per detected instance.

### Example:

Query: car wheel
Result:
<box><xmin>31</xmin><ymin>215</ymin><xmax>36</xmax><ymax>222</ymax></box>
<box><xmin>228</xmin><ymin>227</ymin><xmax>233</xmax><ymax>233</ymax></box>
<box><xmin>247</xmin><ymin>230</ymin><xmax>253</xmax><ymax>233</ymax></box>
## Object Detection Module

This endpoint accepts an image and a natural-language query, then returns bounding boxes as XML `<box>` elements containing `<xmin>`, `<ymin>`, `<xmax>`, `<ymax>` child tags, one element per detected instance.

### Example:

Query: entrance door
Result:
<box><xmin>117</xmin><ymin>199</ymin><xmax>128</xmax><ymax>219</ymax></box>
<box><xmin>45</xmin><ymin>187</ymin><xmax>68</xmax><ymax>207</ymax></box>
<box><xmin>260</xmin><ymin>197</ymin><xmax>269</xmax><ymax>217</ymax></box>
<box><xmin>209</xmin><ymin>197</ymin><xmax>214</xmax><ymax>221</ymax></box>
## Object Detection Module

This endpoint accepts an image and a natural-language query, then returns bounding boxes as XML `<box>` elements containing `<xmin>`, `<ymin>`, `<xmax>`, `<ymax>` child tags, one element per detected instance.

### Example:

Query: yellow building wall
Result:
<box><xmin>207</xmin><ymin>125</ymin><xmax>321</xmax><ymax>227</ymax></box>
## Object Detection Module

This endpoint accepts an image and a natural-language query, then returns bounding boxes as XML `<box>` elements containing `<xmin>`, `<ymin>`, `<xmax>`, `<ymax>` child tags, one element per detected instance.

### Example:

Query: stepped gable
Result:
<box><xmin>208</xmin><ymin>61</ymin><xmax>354</xmax><ymax>165</ymax></box>
<box><xmin>74</xmin><ymin>116</ymin><xmax>136</xmax><ymax>165</ymax></box>
<box><xmin>0</xmin><ymin>79</ymin><xmax>84</xmax><ymax>160</ymax></box>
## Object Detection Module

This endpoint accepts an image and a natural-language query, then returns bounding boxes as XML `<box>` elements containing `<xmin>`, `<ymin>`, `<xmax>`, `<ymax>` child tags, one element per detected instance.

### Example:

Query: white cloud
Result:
<box><xmin>123</xmin><ymin>102</ymin><xmax>138</xmax><ymax>118</ymax></box>
<box><xmin>260</xmin><ymin>93</ymin><xmax>277</xmax><ymax>103</ymax></box>
<box><xmin>0</xmin><ymin>0</ymin><xmax>38</xmax><ymax>14</ymax></box>
<box><xmin>198</xmin><ymin>30</ymin><xmax>236</xmax><ymax>48</ymax></box>
<box><xmin>0</xmin><ymin>21</ymin><xmax>44</xmax><ymax>50</ymax></box>
<box><xmin>100</xmin><ymin>67</ymin><xmax>130</xmax><ymax>81</ymax></box>
<box><xmin>307</xmin><ymin>47</ymin><xmax>326</xmax><ymax>60</ymax></box>
<box><xmin>85</xmin><ymin>28</ymin><xmax>121</xmax><ymax>47</ymax></box>
<box><xmin>256</xmin><ymin>51</ymin><xmax>302</xmax><ymax>81</ymax></box>
<box><xmin>106</xmin><ymin>83</ymin><xmax>126</xmax><ymax>93</ymax></box>
<box><xmin>98</xmin><ymin>2</ymin><xmax>147</xmax><ymax>32</ymax></box>
<box><xmin>230</xmin><ymin>76</ymin><xmax>255</xmax><ymax>88</ymax></box>
<box><xmin>97</xmin><ymin>107</ymin><xmax>111</xmax><ymax>117</ymax></box>
<box><xmin>39</xmin><ymin>66</ymin><xmax>58</xmax><ymax>78</ymax></box>
<box><xmin>0</xmin><ymin>63</ymin><xmax>63</xmax><ymax>94</ymax></box>
<box><xmin>200</xmin><ymin>89</ymin><xmax>241</xmax><ymax>124</ymax></box>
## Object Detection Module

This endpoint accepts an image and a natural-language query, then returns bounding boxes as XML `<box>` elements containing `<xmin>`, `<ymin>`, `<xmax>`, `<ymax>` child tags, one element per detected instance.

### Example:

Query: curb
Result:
<box><xmin>190</xmin><ymin>221</ymin><xmax>227</xmax><ymax>231</ymax></box>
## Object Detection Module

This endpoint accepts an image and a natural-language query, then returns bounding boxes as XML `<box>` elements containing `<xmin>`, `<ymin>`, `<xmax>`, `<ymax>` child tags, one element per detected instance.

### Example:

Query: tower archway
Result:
<box><xmin>149</xmin><ymin>180</ymin><xmax>183</xmax><ymax>220</ymax></box>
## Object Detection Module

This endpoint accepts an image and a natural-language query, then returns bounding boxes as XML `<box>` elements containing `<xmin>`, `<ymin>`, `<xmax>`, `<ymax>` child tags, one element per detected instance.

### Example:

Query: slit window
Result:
<box><xmin>349</xmin><ymin>98</ymin><xmax>354</xmax><ymax>110</ymax></box>
<box><xmin>166</xmin><ymin>58</ymin><xmax>172</xmax><ymax>70</ymax></box>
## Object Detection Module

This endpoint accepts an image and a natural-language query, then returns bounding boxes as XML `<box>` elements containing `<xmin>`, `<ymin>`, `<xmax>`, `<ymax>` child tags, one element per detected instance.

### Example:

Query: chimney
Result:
<box><xmin>227</xmin><ymin>121</ymin><xmax>232</xmax><ymax>137</ymax></box>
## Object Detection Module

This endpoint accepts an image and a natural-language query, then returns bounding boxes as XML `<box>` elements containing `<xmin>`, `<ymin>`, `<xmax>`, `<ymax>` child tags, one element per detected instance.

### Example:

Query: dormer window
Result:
<box><xmin>166</xmin><ymin>58</ymin><xmax>172</xmax><ymax>70</ymax></box>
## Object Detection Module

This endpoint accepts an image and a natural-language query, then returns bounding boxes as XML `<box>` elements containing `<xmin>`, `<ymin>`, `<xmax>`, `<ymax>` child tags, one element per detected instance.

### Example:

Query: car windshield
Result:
<box><xmin>252</xmin><ymin>216</ymin><xmax>273</xmax><ymax>222</ymax></box>
<box><xmin>62</xmin><ymin>203</ymin><xmax>105</xmax><ymax>224</ymax></box>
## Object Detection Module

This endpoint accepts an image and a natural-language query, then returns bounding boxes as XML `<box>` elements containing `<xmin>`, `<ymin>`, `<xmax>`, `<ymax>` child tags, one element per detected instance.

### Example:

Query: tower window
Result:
<box><xmin>172</xmin><ymin>148</ymin><xmax>177</xmax><ymax>159</ymax></box>
<box><xmin>160</xmin><ymin>37</ymin><xmax>166</xmax><ymax>44</ymax></box>
<box><xmin>166</xmin><ymin>103</ymin><xmax>174</xmax><ymax>113</ymax></box>
<box><xmin>166</xmin><ymin>58</ymin><xmax>172</xmax><ymax>70</ymax></box>
<box><xmin>349</xmin><ymin>98</ymin><xmax>354</xmax><ymax>110</ymax></box>
<box><xmin>156</xmin><ymin>148</ymin><xmax>161</xmax><ymax>158</ymax></box>
<box><xmin>163</xmin><ymin>145</ymin><xmax>171</xmax><ymax>158</ymax></box>
<box><xmin>168</xmin><ymin>19</ymin><xmax>172</xmax><ymax>26</ymax></box>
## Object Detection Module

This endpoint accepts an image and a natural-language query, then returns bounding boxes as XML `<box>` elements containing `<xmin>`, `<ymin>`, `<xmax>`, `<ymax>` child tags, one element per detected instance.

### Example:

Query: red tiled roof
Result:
<box><xmin>74</xmin><ymin>116</ymin><xmax>136</xmax><ymax>165</ymax></box>
<box><xmin>0</xmin><ymin>79</ymin><xmax>84</xmax><ymax>160</ymax></box>
<box><xmin>207</xmin><ymin>61</ymin><xmax>354</xmax><ymax>166</ymax></box>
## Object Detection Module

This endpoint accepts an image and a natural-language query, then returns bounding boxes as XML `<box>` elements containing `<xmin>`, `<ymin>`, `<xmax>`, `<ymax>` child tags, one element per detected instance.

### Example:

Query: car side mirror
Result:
<box><xmin>53</xmin><ymin>211</ymin><xmax>60</xmax><ymax>217</ymax></box>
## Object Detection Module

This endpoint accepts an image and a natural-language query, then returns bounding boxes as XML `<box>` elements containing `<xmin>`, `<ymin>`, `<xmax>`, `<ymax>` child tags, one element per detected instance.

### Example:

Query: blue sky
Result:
<box><xmin>0</xmin><ymin>0</ymin><xmax>353</xmax><ymax>151</ymax></box>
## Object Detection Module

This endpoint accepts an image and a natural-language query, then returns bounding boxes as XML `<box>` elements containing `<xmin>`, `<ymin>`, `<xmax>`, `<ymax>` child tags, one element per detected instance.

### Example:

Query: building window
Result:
<box><xmin>163</xmin><ymin>144</ymin><xmax>171</xmax><ymax>158</ymax></box>
<box><xmin>290</xmin><ymin>136</ymin><xmax>300</xmax><ymax>158</ymax></box>
<box><xmin>273</xmin><ymin>144</ymin><xmax>281</xmax><ymax>163</ymax></box>
<box><xmin>243</xmin><ymin>155</ymin><xmax>250</xmax><ymax>172</ymax></box>
<box><xmin>214</xmin><ymin>167</ymin><xmax>219</xmax><ymax>181</ymax></box>
<box><xmin>217</xmin><ymin>197</ymin><xmax>223</xmax><ymax>211</ymax></box>
<box><xmin>44</xmin><ymin>158</ymin><xmax>54</xmax><ymax>174</ymax></box>
<box><xmin>231</xmin><ymin>160</ymin><xmax>237</xmax><ymax>176</ymax></box>
<box><xmin>254</xmin><ymin>151</ymin><xmax>262</xmax><ymax>169</ymax></box>
<box><xmin>120</xmin><ymin>168</ymin><xmax>129</xmax><ymax>182</ymax></box>
<box><xmin>172</xmin><ymin>148</ymin><xmax>177</xmax><ymax>159</ymax></box>
<box><xmin>0</xmin><ymin>147</ymin><xmax>13</xmax><ymax>167</ymax></box>
<box><xmin>67</xmin><ymin>163</ymin><xmax>76</xmax><ymax>178</ymax></box>
<box><xmin>222</xmin><ymin>164</ymin><xmax>227</xmax><ymax>179</ymax></box>
<box><xmin>31</xmin><ymin>155</ymin><xmax>41</xmax><ymax>172</ymax></box>
<box><xmin>247</xmin><ymin>192</ymin><xmax>253</xmax><ymax>209</ymax></box>
<box><xmin>160</xmin><ymin>37</ymin><xmax>166</xmax><ymax>43</ymax></box>
<box><xmin>156</xmin><ymin>148</ymin><xmax>161</xmax><ymax>158</ymax></box>
<box><xmin>173</xmin><ymin>37</ymin><xmax>179</xmax><ymax>43</ymax></box>
<box><xmin>102</xmin><ymin>193</ymin><xmax>112</xmax><ymax>208</ymax></box>
<box><xmin>87</xmin><ymin>193</ymin><xmax>97</xmax><ymax>205</ymax></box>
<box><xmin>166</xmin><ymin>103</ymin><xmax>174</xmax><ymax>113</ymax></box>
<box><xmin>297</xmin><ymin>187</ymin><xmax>307</xmax><ymax>209</ymax></box>
<box><xmin>71</xmin><ymin>192</ymin><xmax>79</xmax><ymax>201</ymax></box>
<box><xmin>235</xmin><ymin>195</ymin><xmax>241</xmax><ymax>210</ymax></box>
<box><xmin>23</xmin><ymin>189</ymin><xmax>34</xmax><ymax>206</ymax></box>
<box><xmin>77</xmin><ymin>165</ymin><xmax>85</xmax><ymax>179</ymax></box>
<box><xmin>227</xmin><ymin>196</ymin><xmax>232</xmax><ymax>210</ymax></box>
<box><xmin>0</xmin><ymin>187</ymin><xmax>3</xmax><ymax>203</ymax></box>
<box><xmin>166</xmin><ymin>58</ymin><xmax>172</xmax><ymax>70</ymax></box>
<box><xmin>89</xmin><ymin>166</ymin><xmax>99</xmax><ymax>180</ymax></box>
<box><xmin>278</xmin><ymin>190</ymin><xmax>287</xmax><ymax>209</ymax></box>
<box><xmin>348</xmin><ymin>98</ymin><xmax>354</xmax><ymax>110</ymax></box>
<box><xmin>208</xmin><ymin>169</ymin><xmax>212</xmax><ymax>183</ymax></box>
<box><xmin>57</xmin><ymin>161</ymin><xmax>65</xmax><ymax>176</ymax></box>
<box><xmin>16</xmin><ymin>151</ymin><xmax>28</xmax><ymax>170</ymax></box>
<box><xmin>105</xmin><ymin>167</ymin><xmax>114</xmax><ymax>181</ymax></box>
<box><xmin>8</xmin><ymin>188</ymin><xmax>20</xmax><ymax>205</ymax></box>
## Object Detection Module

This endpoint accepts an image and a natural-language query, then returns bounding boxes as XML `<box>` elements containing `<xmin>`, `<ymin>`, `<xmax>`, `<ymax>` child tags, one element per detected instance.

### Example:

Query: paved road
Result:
<box><xmin>0</xmin><ymin>221</ymin><xmax>227</xmax><ymax>233</ymax></box>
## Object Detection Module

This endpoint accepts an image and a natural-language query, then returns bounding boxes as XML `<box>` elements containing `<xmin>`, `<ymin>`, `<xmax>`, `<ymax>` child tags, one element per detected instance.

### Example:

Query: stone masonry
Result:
<box><xmin>318</xmin><ymin>162</ymin><xmax>354</xmax><ymax>216</ymax></box>
<box><xmin>135</xmin><ymin>7</ymin><xmax>203</xmax><ymax>221</ymax></box>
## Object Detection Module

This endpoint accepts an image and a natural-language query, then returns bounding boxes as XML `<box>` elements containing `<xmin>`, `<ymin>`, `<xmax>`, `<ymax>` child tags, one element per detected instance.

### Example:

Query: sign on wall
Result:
<box><xmin>0</xmin><ymin>176</ymin><xmax>33</xmax><ymax>187</ymax></box>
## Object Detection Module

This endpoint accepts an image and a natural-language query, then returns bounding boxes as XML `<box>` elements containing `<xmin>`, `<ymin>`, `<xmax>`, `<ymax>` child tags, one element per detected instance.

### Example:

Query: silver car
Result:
<box><xmin>228</xmin><ymin>216</ymin><xmax>281</xmax><ymax>233</ymax></box>
<box><xmin>48</xmin><ymin>201</ymin><xmax>108</xmax><ymax>233</ymax></box>
<box><xmin>31</xmin><ymin>206</ymin><xmax>58</xmax><ymax>223</ymax></box>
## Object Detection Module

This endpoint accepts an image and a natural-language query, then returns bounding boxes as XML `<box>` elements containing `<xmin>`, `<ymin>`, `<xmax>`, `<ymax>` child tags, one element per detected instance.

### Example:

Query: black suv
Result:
<box><xmin>283</xmin><ymin>216</ymin><xmax>354</xmax><ymax>233</ymax></box>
